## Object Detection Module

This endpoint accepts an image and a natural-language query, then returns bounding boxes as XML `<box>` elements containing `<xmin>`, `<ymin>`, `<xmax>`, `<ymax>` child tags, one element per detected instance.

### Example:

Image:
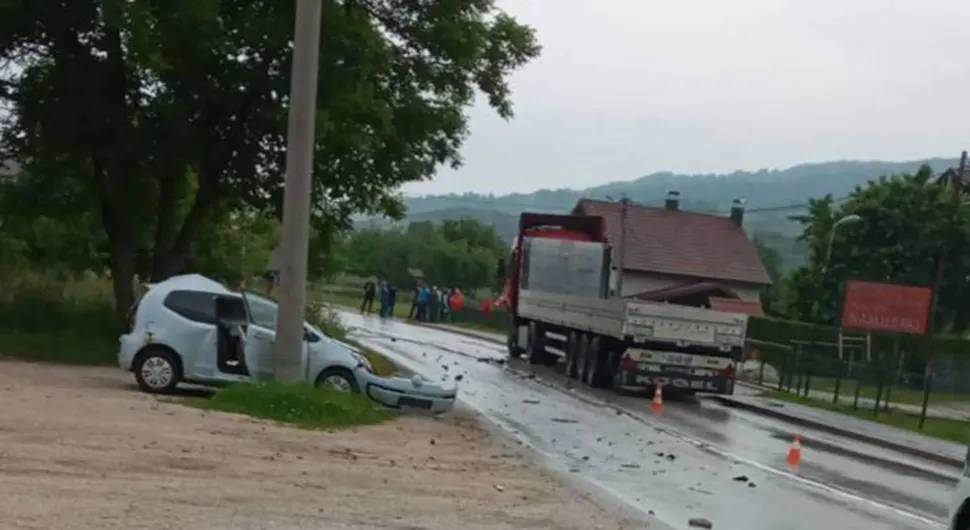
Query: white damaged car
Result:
<box><xmin>117</xmin><ymin>274</ymin><xmax>456</xmax><ymax>413</ymax></box>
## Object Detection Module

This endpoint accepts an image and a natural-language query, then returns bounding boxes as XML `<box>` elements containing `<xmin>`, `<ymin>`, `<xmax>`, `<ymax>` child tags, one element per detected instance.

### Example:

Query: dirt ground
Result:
<box><xmin>0</xmin><ymin>360</ymin><xmax>647</xmax><ymax>530</ymax></box>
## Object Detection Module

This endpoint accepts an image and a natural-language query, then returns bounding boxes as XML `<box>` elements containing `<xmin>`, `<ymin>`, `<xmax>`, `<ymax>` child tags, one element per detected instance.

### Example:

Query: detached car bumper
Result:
<box><xmin>357</xmin><ymin>371</ymin><xmax>457</xmax><ymax>413</ymax></box>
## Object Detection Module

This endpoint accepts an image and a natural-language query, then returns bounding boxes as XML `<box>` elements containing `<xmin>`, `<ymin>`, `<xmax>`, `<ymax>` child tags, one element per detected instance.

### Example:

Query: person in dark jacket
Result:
<box><xmin>361</xmin><ymin>279</ymin><xmax>376</xmax><ymax>314</ymax></box>
<box><xmin>408</xmin><ymin>282</ymin><xmax>421</xmax><ymax>320</ymax></box>
<box><xmin>387</xmin><ymin>284</ymin><xmax>398</xmax><ymax>318</ymax></box>
<box><xmin>378</xmin><ymin>281</ymin><xmax>391</xmax><ymax>318</ymax></box>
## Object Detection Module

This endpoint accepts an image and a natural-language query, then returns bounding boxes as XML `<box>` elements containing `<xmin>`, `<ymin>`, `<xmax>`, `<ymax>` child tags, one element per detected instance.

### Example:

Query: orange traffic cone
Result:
<box><xmin>786</xmin><ymin>435</ymin><xmax>803</xmax><ymax>468</ymax></box>
<box><xmin>650</xmin><ymin>385</ymin><xmax>664</xmax><ymax>414</ymax></box>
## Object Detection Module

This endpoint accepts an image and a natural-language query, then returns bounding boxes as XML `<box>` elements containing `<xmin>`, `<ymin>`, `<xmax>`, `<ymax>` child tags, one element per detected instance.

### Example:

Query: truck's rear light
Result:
<box><xmin>719</xmin><ymin>364</ymin><xmax>736</xmax><ymax>380</ymax></box>
<box><xmin>619</xmin><ymin>353</ymin><xmax>637</xmax><ymax>371</ymax></box>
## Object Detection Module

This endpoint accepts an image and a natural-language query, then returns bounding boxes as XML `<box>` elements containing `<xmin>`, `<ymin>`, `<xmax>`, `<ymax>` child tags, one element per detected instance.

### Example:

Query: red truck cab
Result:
<box><xmin>491</xmin><ymin>213</ymin><xmax>607</xmax><ymax>357</ymax></box>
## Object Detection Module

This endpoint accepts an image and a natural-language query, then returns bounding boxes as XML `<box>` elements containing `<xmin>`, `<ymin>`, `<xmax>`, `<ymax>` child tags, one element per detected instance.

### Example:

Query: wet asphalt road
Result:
<box><xmin>339</xmin><ymin>312</ymin><xmax>954</xmax><ymax>530</ymax></box>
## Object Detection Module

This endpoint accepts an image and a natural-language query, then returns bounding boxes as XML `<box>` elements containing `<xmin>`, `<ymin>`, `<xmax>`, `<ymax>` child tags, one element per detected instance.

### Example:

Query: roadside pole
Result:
<box><xmin>926</xmin><ymin>151</ymin><xmax>966</xmax><ymax>337</ymax></box>
<box><xmin>616</xmin><ymin>196</ymin><xmax>628</xmax><ymax>297</ymax></box>
<box><xmin>274</xmin><ymin>0</ymin><xmax>324</xmax><ymax>382</ymax></box>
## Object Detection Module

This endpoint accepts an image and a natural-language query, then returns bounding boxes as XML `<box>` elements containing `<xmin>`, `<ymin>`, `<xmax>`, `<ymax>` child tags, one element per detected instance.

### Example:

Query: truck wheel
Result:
<box><xmin>576</xmin><ymin>334</ymin><xmax>591</xmax><ymax>382</ymax></box>
<box><xmin>527</xmin><ymin>321</ymin><xmax>547</xmax><ymax>365</ymax></box>
<box><xmin>586</xmin><ymin>336</ymin><xmax>613</xmax><ymax>389</ymax></box>
<box><xmin>507</xmin><ymin>326</ymin><xmax>523</xmax><ymax>358</ymax></box>
<box><xmin>565</xmin><ymin>331</ymin><xmax>580</xmax><ymax>379</ymax></box>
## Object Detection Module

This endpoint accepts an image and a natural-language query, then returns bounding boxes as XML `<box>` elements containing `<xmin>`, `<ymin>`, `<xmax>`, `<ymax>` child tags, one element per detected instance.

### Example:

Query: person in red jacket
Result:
<box><xmin>448</xmin><ymin>288</ymin><xmax>464</xmax><ymax>318</ymax></box>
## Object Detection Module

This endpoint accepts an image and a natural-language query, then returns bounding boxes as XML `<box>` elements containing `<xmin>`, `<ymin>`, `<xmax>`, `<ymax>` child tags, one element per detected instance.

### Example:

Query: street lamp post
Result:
<box><xmin>274</xmin><ymin>0</ymin><xmax>324</xmax><ymax>382</ymax></box>
<box><xmin>821</xmin><ymin>214</ymin><xmax>863</xmax><ymax>275</ymax></box>
<box><xmin>815</xmin><ymin>214</ymin><xmax>863</xmax><ymax>320</ymax></box>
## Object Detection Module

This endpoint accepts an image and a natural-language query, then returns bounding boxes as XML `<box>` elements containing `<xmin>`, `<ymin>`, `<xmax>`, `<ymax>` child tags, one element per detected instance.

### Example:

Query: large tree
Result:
<box><xmin>785</xmin><ymin>165</ymin><xmax>970</xmax><ymax>331</ymax></box>
<box><xmin>0</xmin><ymin>0</ymin><xmax>540</xmax><ymax>312</ymax></box>
<box><xmin>342</xmin><ymin>217</ymin><xmax>504</xmax><ymax>291</ymax></box>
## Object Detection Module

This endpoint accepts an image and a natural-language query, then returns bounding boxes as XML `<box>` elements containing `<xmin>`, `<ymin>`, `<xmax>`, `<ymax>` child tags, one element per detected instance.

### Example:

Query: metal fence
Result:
<box><xmin>738</xmin><ymin>338</ymin><xmax>970</xmax><ymax>433</ymax></box>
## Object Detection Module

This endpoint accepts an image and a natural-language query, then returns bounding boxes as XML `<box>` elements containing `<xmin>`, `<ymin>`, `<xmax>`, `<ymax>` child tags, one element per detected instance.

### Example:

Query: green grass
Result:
<box><xmin>0</xmin><ymin>273</ymin><xmax>122</xmax><ymax>365</ymax></box>
<box><xmin>763</xmin><ymin>389</ymin><xmax>970</xmax><ymax>444</ymax></box>
<box><xmin>187</xmin><ymin>381</ymin><xmax>396</xmax><ymax>429</ymax></box>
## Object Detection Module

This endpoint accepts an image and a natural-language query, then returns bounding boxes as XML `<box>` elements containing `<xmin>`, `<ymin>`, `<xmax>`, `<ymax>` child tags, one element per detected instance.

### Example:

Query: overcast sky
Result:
<box><xmin>403</xmin><ymin>0</ymin><xmax>970</xmax><ymax>196</ymax></box>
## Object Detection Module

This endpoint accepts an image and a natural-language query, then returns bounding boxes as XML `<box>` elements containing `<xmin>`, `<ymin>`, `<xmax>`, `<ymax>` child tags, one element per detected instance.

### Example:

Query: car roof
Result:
<box><xmin>148</xmin><ymin>274</ymin><xmax>233</xmax><ymax>296</ymax></box>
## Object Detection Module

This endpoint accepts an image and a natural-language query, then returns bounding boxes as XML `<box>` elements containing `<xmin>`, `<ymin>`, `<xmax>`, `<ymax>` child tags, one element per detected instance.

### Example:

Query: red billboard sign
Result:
<box><xmin>840</xmin><ymin>280</ymin><xmax>932</xmax><ymax>335</ymax></box>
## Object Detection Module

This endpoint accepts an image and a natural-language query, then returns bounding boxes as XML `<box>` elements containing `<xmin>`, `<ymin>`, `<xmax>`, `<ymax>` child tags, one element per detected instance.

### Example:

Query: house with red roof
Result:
<box><xmin>571</xmin><ymin>192</ymin><xmax>771</xmax><ymax>316</ymax></box>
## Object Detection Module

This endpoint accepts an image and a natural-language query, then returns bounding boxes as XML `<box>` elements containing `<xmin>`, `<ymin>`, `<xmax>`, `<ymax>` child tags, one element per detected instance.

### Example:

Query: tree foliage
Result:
<box><xmin>783</xmin><ymin>164</ymin><xmax>970</xmax><ymax>332</ymax></box>
<box><xmin>0</xmin><ymin>0</ymin><xmax>540</xmax><ymax>312</ymax></box>
<box><xmin>342</xmin><ymin>218</ymin><xmax>505</xmax><ymax>291</ymax></box>
<box><xmin>752</xmin><ymin>234</ymin><xmax>786</xmax><ymax>316</ymax></box>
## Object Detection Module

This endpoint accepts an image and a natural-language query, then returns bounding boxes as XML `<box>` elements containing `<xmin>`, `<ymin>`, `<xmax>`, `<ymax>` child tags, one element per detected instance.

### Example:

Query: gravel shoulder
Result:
<box><xmin>0</xmin><ymin>360</ymin><xmax>645</xmax><ymax>530</ymax></box>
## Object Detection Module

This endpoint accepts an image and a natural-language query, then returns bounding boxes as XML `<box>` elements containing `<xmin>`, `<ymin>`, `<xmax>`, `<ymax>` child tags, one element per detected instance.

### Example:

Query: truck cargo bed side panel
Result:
<box><xmin>517</xmin><ymin>291</ymin><xmax>625</xmax><ymax>337</ymax></box>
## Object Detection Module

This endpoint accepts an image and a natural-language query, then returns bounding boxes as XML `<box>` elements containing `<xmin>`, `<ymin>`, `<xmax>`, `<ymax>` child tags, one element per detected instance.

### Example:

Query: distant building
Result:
<box><xmin>936</xmin><ymin>166</ymin><xmax>970</xmax><ymax>194</ymax></box>
<box><xmin>571</xmin><ymin>192</ymin><xmax>771</xmax><ymax>316</ymax></box>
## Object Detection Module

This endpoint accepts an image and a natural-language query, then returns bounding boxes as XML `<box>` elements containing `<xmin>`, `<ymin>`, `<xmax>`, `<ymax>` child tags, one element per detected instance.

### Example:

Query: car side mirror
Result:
<box><xmin>304</xmin><ymin>328</ymin><xmax>319</xmax><ymax>343</ymax></box>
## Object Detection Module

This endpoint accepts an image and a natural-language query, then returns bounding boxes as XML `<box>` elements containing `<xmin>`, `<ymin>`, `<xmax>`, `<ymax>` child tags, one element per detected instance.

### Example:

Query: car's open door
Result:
<box><xmin>240</xmin><ymin>292</ymin><xmax>276</xmax><ymax>380</ymax></box>
<box><xmin>213</xmin><ymin>295</ymin><xmax>250</xmax><ymax>377</ymax></box>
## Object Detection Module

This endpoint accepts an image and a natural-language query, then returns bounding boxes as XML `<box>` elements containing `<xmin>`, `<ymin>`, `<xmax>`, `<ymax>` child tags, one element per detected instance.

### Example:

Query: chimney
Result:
<box><xmin>665</xmin><ymin>190</ymin><xmax>680</xmax><ymax>211</ymax></box>
<box><xmin>730</xmin><ymin>198</ymin><xmax>745</xmax><ymax>226</ymax></box>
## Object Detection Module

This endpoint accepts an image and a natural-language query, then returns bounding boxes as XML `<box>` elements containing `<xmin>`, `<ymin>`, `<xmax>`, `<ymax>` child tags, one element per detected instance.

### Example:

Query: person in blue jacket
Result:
<box><xmin>415</xmin><ymin>284</ymin><xmax>430</xmax><ymax>321</ymax></box>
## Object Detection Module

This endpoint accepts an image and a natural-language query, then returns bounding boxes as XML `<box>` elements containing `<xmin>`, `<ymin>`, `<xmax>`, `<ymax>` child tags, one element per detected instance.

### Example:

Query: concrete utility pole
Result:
<box><xmin>927</xmin><ymin>150</ymin><xmax>967</xmax><ymax>336</ymax></box>
<box><xmin>274</xmin><ymin>0</ymin><xmax>324</xmax><ymax>382</ymax></box>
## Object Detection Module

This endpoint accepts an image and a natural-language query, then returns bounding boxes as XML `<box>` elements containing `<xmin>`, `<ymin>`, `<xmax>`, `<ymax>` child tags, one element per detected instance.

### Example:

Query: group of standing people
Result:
<box><xmin>409</xmin><ymin>283</ymin><xmax>464</xmax><ymax>323</ymax></box>
<box><xmin>360</xmin><ymin>279</ymin><xmax>398</xmax><ymax>318</ymax></box>
<box><xmin>360</xmin><ymin>279</ymin><xmax>465</xmax><ymax>322</ymax></box>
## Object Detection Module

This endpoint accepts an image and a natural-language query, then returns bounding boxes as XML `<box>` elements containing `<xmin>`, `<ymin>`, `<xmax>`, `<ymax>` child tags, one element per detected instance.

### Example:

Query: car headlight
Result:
<box><xmin>355</xmin><ymin>353</ymin><xmax>374</xmax><ymax>372</ymax></box>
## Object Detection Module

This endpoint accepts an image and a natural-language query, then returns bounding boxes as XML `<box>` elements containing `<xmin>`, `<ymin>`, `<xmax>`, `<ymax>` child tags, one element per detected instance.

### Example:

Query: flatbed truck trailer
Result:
<box><xmin>495</xmin><ymin>212</ymin><xmax>748</xmax><ymax>395</ymax></box>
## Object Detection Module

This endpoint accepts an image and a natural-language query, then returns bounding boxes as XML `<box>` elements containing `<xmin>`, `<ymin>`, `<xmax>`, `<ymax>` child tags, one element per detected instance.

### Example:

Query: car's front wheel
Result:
<box><xmin>314</xmin><ymin>367</ymin><xmax>360</xmax><ymax>393</ymax></box>
<box><xmin>133</xmin><ymin>348</ymin><xmax>181</xmax><ymax>394</ymax></box>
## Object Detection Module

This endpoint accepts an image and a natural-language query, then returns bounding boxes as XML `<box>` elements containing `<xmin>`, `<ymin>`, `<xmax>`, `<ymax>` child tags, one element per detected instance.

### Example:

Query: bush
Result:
<box><xmin>308</xmin><ymin>304</ymin><xmax>350</xmax><ymax>341</ymax></box>
<box><xmin>306</xmin><ymin>301</ymin><xmax>398</xmax><ymax>376</ymax></box>
<box><xmin>187</xmin><ymin>381</ymin><xmax>394</xmax><ymax>429</ymax></box>
<box><xmin>0</xmin><ymin>272</ymin><xmax>122</xmax><ymax>364</ymax></box>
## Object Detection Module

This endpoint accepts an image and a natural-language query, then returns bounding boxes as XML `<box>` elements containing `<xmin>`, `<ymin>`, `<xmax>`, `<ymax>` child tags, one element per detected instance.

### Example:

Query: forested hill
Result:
<box><xmin>392</xmin><ymin>158</ymin><xmax>958</xmax><ymax>267</ymax></box>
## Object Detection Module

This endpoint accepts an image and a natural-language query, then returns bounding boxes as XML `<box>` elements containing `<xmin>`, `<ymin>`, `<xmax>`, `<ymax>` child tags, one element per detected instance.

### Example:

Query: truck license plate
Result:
<box><xmin>662</xmin><ymin>353</ymin><xmax>694</xmax><ymax>366</ymax></box>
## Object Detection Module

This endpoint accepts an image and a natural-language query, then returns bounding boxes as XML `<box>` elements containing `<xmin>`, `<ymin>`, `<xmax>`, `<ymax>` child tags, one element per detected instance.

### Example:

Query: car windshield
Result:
<box><xmin>244</xmin><ymin>292</ymin><xmax>279</xmax><ymax>330</ymax></box>
<box><xmin>242</xmin><ymin>292</ymin><xmax>326</xmax><ymax>340</ymax></box>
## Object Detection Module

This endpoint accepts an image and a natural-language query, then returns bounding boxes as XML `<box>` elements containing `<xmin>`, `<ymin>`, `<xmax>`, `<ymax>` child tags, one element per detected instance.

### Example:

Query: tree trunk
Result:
<box><xmin>151</xmin><ymin>173</ymin><xmax>179</xmax><ymax>280</ymax></box>
<box><xmin>110</xmin><ymin>244</ymin><xmax>137</xmax><ymax>319</ymax></box>
<box><xmin>150</xmin><ymin>177</ymin><xmax>216</xmax><ymax>281</ymax></box>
